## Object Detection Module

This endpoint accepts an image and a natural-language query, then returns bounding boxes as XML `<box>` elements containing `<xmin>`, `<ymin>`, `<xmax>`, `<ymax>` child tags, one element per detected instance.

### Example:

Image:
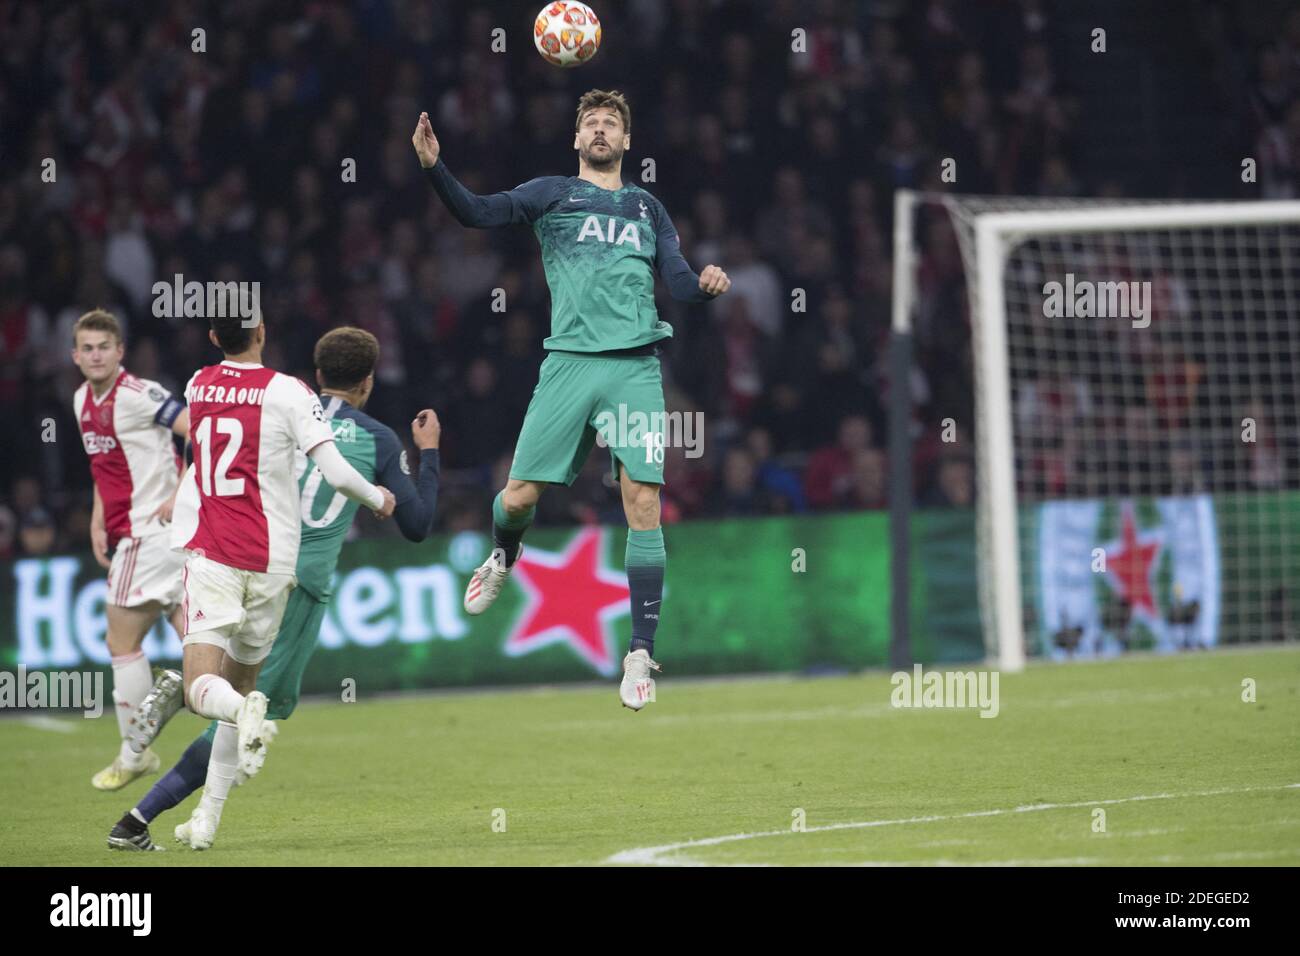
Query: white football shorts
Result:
<box><xmin>107</xmin><ymin>532</ymin><xmax>185</xmax><ymax>611</ymax></box>
<box><xmin>180</xmin><ymin>551</ymin><xmax>296</xmax><ymax>665</ymax></box>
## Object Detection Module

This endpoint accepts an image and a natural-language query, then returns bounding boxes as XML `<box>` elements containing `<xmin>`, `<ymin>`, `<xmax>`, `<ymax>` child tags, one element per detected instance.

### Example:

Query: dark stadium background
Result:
<box><xmin>1</xmin><ymin>0</ymin><xmax>1297</xmax><ymax>559</ymax></box>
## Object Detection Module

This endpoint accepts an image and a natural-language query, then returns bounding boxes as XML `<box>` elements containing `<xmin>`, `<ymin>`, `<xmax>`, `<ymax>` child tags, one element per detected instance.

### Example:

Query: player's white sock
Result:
<box><xmin>111</xmin><ymin>650</ymin><xmax>152</xmax><ymax>766</ymax></box>
<box><xmin>201</xmin><ymin>721</ymin><xmax>239</xmax><ymax>823</ymax></box>
<box><xmin>188</xmin><ymin>674</ymin><xmax>244</xmax><ymax>722</ymax></box>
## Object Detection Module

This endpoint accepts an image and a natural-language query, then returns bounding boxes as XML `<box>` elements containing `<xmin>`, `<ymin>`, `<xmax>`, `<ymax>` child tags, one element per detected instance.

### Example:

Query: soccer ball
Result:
<box><xmin>533</xmin><ymin>2</ymin><xmax>601</xmax><ymax>68</ymax></box>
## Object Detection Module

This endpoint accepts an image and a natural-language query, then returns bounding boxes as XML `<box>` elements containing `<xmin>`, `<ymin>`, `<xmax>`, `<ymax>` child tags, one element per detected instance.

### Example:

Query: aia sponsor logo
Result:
<box><xmin>575</xmin><ymin>215</ymin><xmax>643</xmax><ymax>250</ymax></box>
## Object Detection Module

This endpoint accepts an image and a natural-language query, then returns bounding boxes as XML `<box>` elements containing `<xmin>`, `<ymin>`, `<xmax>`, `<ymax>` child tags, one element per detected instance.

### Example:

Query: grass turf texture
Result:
<box><xmin>1</xmin><ymin>646</ymin><xmax>1296</xmax><ymax>866</ymax></box>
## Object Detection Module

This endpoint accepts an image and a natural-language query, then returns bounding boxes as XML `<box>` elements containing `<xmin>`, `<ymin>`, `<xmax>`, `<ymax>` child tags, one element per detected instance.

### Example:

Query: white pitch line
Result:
<box><xmin>841</xmin><ymin>848</ymin><xmax>1300</xmax><ymax>867</ymax></box>
<box><xmin>846</xmin><ymin>856</ymin><xmax>1106</xmax><ymax>867</ymax></box>
<box><xmin>606</xmin><ymin>782</ymin><xmax>1300</xmax><ymax>866</ymax></box>
<box><xmin>17</xmin><ymin>715</ymin><xmax>79</xmax><ymax>733</ymax></box>
<box><xmin>544</xmin><ymin>685</ymin><xmax>1232</xmax><ymax>732</ymax></box>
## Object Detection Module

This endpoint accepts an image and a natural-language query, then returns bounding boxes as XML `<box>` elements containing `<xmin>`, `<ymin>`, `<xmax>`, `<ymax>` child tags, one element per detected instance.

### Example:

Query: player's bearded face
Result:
<box><xmin>580</xmin><ymin>133</ymin><xmax>624</xmax><ymax>169</ymax></box>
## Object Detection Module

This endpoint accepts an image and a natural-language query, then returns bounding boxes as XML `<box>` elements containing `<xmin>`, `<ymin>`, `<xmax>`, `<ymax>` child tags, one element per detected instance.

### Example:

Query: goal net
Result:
<box><xmin>894</xmin><ymin>192</ymin><xmax>1300</xmax><ymax>670</ymax></box>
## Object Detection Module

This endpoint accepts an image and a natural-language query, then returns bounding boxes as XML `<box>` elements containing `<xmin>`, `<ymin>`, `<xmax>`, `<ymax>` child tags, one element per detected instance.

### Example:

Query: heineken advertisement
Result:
<box><xmin>0</xmin><ymin>513</ymin><xmax>984</xmax><ymax>696</ymax></box>
<box><xmin>909</xmin><ymin>507</ymin><xmax>986</xmax><ymax>664</ymax></box>
<box><xmin>1025</xmin><ymin>490</ymin><xmax>1300</xmax><ymax>657</ymax></box>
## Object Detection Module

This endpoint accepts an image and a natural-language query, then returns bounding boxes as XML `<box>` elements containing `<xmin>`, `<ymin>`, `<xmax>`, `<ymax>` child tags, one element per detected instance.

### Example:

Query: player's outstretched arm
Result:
<box><xmin>415</xmin><ymin>112</ymin><xmax>555</xmax><ymax>228</ymax></box>
<box><xmin>290</xmin><ymin>380</ymin><xmax>393</xmax><ymax>516</ymax></box>
<box><xmin>307</xmin><ymin>440</ymin><xmax>394</xmax><ymax>517</ymax></box>
<box><xmin>411</xmin><ymin>111</ymin><xmax>441</xmax><ymax>168</ymax></box>
<box><xmin>654</xmin><ymin>201</ymin><xmax>729</xmax><ymax>302</ymax></box>
<box><xmin>377</xmin><ymin>410</ymin><xmax>441</xmax><ymax>543</ymax></box>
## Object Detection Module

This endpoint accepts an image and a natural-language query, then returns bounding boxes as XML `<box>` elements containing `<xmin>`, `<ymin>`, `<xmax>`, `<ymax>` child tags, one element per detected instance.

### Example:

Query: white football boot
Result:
<box><xmin>234</xmin><ymin>691</ymin><xmax>277</xmax><ymax>780</ymax></box>
<box><xmin>174</xmin><ymin>799</ymin><xmax>219</xmax><ymax>851</ymax></box>
<box><xmin>91</xmin><ymin>748</ymin><xmax>161</xmax><ymax>791</ymax></box>
<box><xmin>620</xmin><ymin>649</ymin><xmax>661</xmax><ymax>711</ymax></box>
<box><xmin>126</xmin><ymin>668</ymin><xmax>184</xmax><ymax>754</ymax></box>
<box><xmin>463</xmin><ymin>546</ymin><xmax>519</xmax><ymax>615</ymax></box>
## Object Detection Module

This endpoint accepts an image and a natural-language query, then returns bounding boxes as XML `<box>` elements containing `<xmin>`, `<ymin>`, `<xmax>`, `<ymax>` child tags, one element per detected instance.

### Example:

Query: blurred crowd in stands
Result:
<box><xmin>1</xmin><ymin>0</ymin><xmax>1298</xmax><ymax>556</ymax></box>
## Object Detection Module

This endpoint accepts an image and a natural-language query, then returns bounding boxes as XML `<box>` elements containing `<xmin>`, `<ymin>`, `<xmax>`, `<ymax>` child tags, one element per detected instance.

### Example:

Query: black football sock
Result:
<box><xmin>626</xmin><ymin>528</ymin><xmax>666</xmax><ymax>656</ymax></box>
<box><xmin>491</xmin><ymin>491</ymin><xmax>534</xmax><ymax>568</ymax></box>
<box><xmin>115</xmin><ymin>811</ymin><xmax>147</xmax><ymax>834</ymax></box>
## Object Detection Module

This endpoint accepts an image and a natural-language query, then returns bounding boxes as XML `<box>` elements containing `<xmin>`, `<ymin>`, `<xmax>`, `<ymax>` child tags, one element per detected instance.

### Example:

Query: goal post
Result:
<box><xmin>971</xmin><ymin>213</ymin><xmax>1023</xmax><ymax>672</ymax></box>
<box><xmin>892</xmin><ymin>190</ymin><xmax>1300</xmax><ymax>672</ymax></box>
<box><xmin>888</xmin><ymin>188</ymin><xmax>917</xmax><ymax>670</ymax></box>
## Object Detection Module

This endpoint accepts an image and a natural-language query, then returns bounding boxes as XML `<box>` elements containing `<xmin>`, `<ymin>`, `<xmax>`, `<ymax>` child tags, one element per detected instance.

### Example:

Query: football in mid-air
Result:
<box><xmin>533</xmin><ymin>2</ymin><xmax>601</xmax><ymax>68</ymax></box>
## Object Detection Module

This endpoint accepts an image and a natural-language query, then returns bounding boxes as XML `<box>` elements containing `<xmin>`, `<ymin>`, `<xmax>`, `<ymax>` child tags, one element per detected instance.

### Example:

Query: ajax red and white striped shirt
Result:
<box><xmin>74</xmin><ymin>369</ymin><xmax>184</xmax><ymax>550</ymax></box>
<box><xmin>177</xmin><ymin>361</ymin><xmax>335</xmax><ymax>575</ymax></box>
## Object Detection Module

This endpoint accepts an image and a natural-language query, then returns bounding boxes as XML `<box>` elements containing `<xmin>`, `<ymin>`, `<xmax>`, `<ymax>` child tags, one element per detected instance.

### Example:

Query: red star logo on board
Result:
<box><xmin>503</xmin><ymin>526</ymin><xmax>630</xmax><ymax>676</ymax></box>
<box><xmin>1106</xmin><ymin>504</ymin><xmax>1161</xmax><ymax>616</ymax></box>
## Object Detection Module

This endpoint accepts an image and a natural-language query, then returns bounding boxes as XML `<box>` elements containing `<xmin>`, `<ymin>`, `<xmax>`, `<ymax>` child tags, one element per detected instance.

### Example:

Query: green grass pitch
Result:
<box><xmin>2</xmin><ymin>647</ymin><xmax>1296</xmax><ymax>866</ymax></box>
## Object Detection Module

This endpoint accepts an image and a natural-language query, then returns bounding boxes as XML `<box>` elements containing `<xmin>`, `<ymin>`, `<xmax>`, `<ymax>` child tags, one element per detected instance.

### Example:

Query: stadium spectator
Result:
<box><xmin>848</xmin><ymin>447</ymin><xmax>888</xmax><ymax>510</ymax></box>
<box><xmin>2</xmin><ymin>0</ymin><xmax>1297</xmax><ymax>549</ymax></box>
<box><xmin>18</xmin><ymin>507</ymin><xmax>56</xmax><ymax>556</ymax></box>
<box><xmin>746</xmin><ymin>427</ymin><xmax>807</xmax><ymax>514</ymax></box>
<box><xmin>706</xmin><ymin>446</ymin><xmax>763</xmax><ymax>517</ymax></box>
<box><xmin>804</xmin><ymin>414</ymin><xmax>875</xmax><ymax>511</ymax></box>
<box><xmin>0</xmin><ymin>505</ymin><xmax>14</xmax><ymax>560</ymax></box>
<box><xmin>923</xmin><ymin>455</ymin><xmax>975</xmax><ymax>509</ymax></box>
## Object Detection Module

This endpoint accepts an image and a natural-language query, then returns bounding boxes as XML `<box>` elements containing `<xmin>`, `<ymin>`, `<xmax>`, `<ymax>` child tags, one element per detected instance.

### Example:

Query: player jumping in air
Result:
<box><xmin>412</xmin><ymin>89</ymin><xmax>730</xmax><ymax>710</ymax></box>
<box><xmin>108</xmin><ymin>328</ymin><xmax>441</xmax><ymax>851</ymax></box>
<box><xmin>161</xmin><ymin>308</ymin><xmax>395</xmax><ymax>812</ymax></box>
<box><xmin>71</xmin><ymin>310</ymin><xmax>190</xmax><ymax>790</ymax></box>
